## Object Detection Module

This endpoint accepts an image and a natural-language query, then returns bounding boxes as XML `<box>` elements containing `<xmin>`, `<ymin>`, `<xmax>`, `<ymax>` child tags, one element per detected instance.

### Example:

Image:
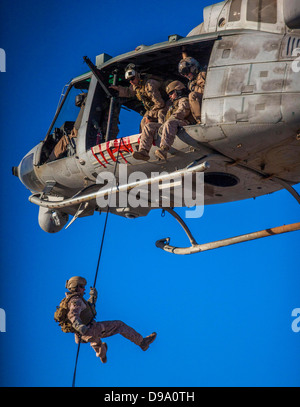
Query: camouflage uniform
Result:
<box><xmin>139</xmin><ymin>121</ymin><xmax>161</xmax><ymax>152</ymax></box>
<box><xmin>67</xmin><ymin>294</ymin><xmax>143</xmax><ymax>358</ymax></box>
<box><xmin>116</xmin><ymin>77</ymin><xmax>165</xmax><ymax>128</ymax></box>
<box><xmin>51</xmin><ymin>129</ymin><xmax>77</xmax><ymax>160</ymax></box>
<box><xmin>138</xmin><ymin>92</ymin><xmax>194</xmax><ymax>155</ymax></box>
<box><xmin>158</xmin><ymin>96</ymin><xmax>194</xmax><ymax>150</ymax></box>
<box><xmin>50</xmin><ymin>95</ymin><xmax>87</xmax><ymax>160</ymax></box>
<box><xmin>188</xmin><ymin>71</ymin><xmax>206</xmax><ymax>123</ymax></box>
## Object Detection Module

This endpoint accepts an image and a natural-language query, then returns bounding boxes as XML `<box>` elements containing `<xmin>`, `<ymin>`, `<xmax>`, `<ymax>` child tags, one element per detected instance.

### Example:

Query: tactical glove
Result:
<box><xmin>89</xmin><ymin>287</ymin><xmax>98</xmax><ymax>303</ymax></box>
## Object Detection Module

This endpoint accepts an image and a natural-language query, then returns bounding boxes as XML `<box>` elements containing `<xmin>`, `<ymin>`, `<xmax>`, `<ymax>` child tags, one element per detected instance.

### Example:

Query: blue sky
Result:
<box><xmin>0</xmin><ymin>0</ymin><xmax>299</xmax><ymax>387</ymax></box>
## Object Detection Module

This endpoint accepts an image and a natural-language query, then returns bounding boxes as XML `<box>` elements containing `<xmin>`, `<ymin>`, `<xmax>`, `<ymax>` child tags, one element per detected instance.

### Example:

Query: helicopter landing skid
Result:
<box><xmin>156</xmin><ymin>207</ymin><xmax>300</xmax><ymax>255</ymax></box>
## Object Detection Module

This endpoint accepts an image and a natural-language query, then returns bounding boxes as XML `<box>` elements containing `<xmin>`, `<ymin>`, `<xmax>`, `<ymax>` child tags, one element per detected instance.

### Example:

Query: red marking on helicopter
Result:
<box><xmin>91</xmin><ymin>135</ymin><xmax>139</xmax><ymax>165</ymax></box>
<box><xmin>91</xmin><ymin>147</ymin><xmax>106</xmax><ymax>168</ymax></box>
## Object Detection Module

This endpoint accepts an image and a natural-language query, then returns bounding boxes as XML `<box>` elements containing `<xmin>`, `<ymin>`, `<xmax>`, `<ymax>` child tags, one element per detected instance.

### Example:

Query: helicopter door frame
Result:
<box><xmin>76</xmin><ymin>75</ymin><xmax>98</xmax><ymax>156</ymax></box>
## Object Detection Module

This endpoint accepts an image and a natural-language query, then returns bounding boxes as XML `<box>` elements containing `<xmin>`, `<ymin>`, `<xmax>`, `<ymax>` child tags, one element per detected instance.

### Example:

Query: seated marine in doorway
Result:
<box><xmin>49</xmin><ymin>93</ymin><xmax>87</xmax><ymax>161</ymax></box>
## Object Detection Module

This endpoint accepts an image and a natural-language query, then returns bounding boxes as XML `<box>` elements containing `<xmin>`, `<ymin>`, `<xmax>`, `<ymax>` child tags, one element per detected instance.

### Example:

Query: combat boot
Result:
<box><xmin>155</xmin><ymin>146</ymin><xmax>169</xmax><ymax>160</ymax></box>
<box><xmin>98</xmin><ymin>342</ymin><xmax>108</xmax><ymax>363</ymax></box>
<box><xmin>140</xmin><ymin>332</ymin><xmax>157</xmax><ymax>351</ymax></box>
<box><xmin>132</xmin><ymin>149</ymin><xmax>150</xmax><ymax>161</ymax></box>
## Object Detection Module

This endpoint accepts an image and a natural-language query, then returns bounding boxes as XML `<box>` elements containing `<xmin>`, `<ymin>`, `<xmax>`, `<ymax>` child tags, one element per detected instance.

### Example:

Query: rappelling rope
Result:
<box><xmin>72</xmin><ymin>139</ymin><xmax>122</xmax><ymax>387</ymax></box>
<box><xmin>72</xmin><ymin>338</ymin><xmax>81</xmax><ymax>388</ymax></box>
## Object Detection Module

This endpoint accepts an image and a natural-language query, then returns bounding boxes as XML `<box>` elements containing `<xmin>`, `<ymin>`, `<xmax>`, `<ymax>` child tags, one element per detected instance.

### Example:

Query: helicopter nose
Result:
<box><xmin>17</xmin><ymin>146</ymin><xmax>44</xmax><ymax>192</ymax></box>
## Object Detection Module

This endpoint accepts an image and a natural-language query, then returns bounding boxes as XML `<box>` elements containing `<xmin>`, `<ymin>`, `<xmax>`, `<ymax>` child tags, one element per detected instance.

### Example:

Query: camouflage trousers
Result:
<box><xmin>160</xmin><ymin>118</ymin><xmax>188</xmax><ymax>149</ymax></box>
<box><xmin>139</xmin><ymin>122</ymin><xmax>161</xmax><ymax>152</ymax></box>
<box><xmin>75</xmin><ymin>320</ymin><xmax>143</xmax><ymax>357</ymax></box>
<box><xmin>189</xmin><ymin>91</ymin><xmax>203</xmax><ymax>123</ymax></box>
<box><xmin>139</xmin><ymin>119</ymin><xmax>187</xmax><ymax>152</ymax></box>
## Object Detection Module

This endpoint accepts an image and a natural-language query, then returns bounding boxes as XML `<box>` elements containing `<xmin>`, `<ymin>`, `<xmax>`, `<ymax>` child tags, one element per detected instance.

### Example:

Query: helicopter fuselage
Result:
<box><xmin>14</xmin><ymin>0</ymin><xmax>300</xmax><ymax>232</ymax></box>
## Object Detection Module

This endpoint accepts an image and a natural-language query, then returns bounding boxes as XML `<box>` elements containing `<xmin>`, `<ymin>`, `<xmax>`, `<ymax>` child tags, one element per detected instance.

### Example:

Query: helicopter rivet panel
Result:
<box><xmin>210</xmin><ymin>33</ymin><xmax>282</xmax><ymax>68</ymax></box>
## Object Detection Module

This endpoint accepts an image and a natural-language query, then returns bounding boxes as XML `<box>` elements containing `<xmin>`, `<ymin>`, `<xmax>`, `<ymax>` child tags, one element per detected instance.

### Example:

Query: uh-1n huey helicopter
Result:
<box><xmin>13</xmin><ymin>0</ymin><xmax>300</xmax><ymax>254</ymax></box>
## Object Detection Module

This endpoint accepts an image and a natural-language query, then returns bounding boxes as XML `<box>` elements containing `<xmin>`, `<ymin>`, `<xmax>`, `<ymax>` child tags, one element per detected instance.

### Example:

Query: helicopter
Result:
<box><xmin>12</xmin><ymin>0</ymin><xmax>300</xmax><ymax>254</ymax></box>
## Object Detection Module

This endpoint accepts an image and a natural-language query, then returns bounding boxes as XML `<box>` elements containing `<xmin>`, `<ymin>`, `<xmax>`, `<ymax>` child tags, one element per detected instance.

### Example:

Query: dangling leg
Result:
<box><xmin>155</xmin><ymin>119</ymin><xmax>182</xmax><ymax>160</ymax></box>
<box><xmin>80</xmin><ymin>322</ymin><xmax>107</xmax><ymax>363</ymax></box>
<box><xmin>100</xmin><ymin>320</ymin><xmax>144</xmax><ymax>345</ymax></box>
<box><xmin>133</xmin><ymin>122</ymin><xmax>161</xmax><ymax>161</ymax></box>
<box><xmin>100</xmin><ymin>320</ymin><xmax>157</xmax><ymax>351</ymax></box>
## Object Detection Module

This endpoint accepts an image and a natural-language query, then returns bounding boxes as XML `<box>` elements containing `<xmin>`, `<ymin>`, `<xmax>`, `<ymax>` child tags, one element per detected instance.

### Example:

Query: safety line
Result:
<box><xmin>93</xmin><ymin>139</ymin><xmax>122</xmax><ymax>289</ymax></box>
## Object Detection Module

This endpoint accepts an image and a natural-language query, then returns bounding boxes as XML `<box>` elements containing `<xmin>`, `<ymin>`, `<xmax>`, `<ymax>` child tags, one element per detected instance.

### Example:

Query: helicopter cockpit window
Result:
<box><xmin>247</xmin><ymin>0</ymin><xmax>277</xmax><ymax>24</ymax></box>
<box><xmin>40</xmin><ymin>79</ymin><xmax>90</xmax><ymax>164</ymax></box>
<box><xmin>229</xmin><ymin>0</ymin><xmax>242</xmax><ymax>22</ymax></box>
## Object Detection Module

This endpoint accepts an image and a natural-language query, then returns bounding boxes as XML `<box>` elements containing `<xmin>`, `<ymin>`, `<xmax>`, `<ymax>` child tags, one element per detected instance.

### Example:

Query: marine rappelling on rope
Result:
<box><xmin>53</xmin><ymin>140</ymin><xmax>157</xmax><ymax>387</ymax></box>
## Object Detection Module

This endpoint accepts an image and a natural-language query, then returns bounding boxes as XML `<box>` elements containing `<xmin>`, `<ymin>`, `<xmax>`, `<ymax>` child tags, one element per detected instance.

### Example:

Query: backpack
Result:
<box><xmin>54</xmin><ymin>294</ymin><xmax>78</xmax><ymax>333</ymax></box>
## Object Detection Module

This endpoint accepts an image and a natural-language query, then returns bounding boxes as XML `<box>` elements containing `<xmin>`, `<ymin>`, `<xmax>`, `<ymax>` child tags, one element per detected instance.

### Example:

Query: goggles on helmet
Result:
<box><xmin>178</xmin><ymin>62</ymin><xmax>190</xmax><ymax>76</ymax></box>
<box><xmin>178</xmin><ymin>57</ymin><xmax>201</xmax><ymax>77</ymax></box>
<box><xmin>125</xmin><ymin>69</ymin><xmax>136</xmax><ymax>81</ymax></box>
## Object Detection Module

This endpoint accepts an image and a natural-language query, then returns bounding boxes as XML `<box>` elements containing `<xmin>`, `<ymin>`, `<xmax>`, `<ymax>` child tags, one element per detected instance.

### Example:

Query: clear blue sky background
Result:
<box><xmin>0</xmin><ymin>0</ymin><xmax>299</xmax><ymax>387</ymax></box>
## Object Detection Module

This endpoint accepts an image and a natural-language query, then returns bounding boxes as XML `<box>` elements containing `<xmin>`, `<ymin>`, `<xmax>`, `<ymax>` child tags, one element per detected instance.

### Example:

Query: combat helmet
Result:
<box><xmin>65</xmin><ymin>276</ymin><xmax>87</xmax><ymax>292</ymax></box>
<box><xmin>125</xmin><ymin>63</ymin><xmax>138</xmax><ymax>81</ymax></box>
<box><xmin>166</xmin><ymin>80</ymin><xmax>186</xmax><ymax>95</ymax></box>
<box><xmin>178</xmin><ymin>57</ymin><xmax>200</xmax><ymax>77</ymax></box>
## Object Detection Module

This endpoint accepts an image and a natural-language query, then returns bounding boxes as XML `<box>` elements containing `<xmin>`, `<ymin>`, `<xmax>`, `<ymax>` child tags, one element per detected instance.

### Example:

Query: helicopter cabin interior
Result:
<box><xmin>39</xmin><ymin>38</ymin><xmax>214</xmax><ymax>166</ymax></box>
<box><xmin>38</xmin><ymin>0</ymin><xmax>299</xmax><ymax>166</ymax></box>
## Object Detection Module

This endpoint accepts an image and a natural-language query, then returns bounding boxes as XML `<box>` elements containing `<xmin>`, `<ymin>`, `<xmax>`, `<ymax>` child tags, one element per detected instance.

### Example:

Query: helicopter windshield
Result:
<box><xmin>39</xmin><ymin>77</ymin><xmax>90</xmax><ymax>164</ymax></box>
<box><xmin>49</xmin><ymin>78</ymin><xmax>90</xmax><ymax>135</ymax></box>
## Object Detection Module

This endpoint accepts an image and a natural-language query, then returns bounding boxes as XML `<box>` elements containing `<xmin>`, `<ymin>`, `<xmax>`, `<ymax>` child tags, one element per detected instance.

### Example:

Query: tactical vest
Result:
<box><xmin>164</xmin><ymin>97</ymin><xmax>196</xmax><ymax>125</ymax></box>
<box><xmin>165</xmin><ymin>101</ymin><xmax>178</xmax><ymax>121</ymax></box>
<box><xmin>188</xmin><ymin>71</ymin><xmax>206</xmax><ymax>93</ymax></box>
<box><xmin>164</xmin><ymin>97</ymin><xmax>185</xmax><ymax>120</ymax></box>
<box><xmin>54</xmin><ymin>293</ymin><xmax>96</xmax><ymax>333</ymax></box>
<box><xmin>134</xmin><ymin>74</ymin><xmax>165</xmax><ymax>111</ymax></box>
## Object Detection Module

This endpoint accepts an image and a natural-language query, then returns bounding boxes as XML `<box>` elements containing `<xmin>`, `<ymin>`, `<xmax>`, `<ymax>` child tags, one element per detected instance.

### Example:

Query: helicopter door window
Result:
<box><xmin>247</xmin><ymin>0</ymin><xmax>277</xmax><ymax>24</ymax></box>
<box><xmin>229</xmin><ymin>0</ymin><xmax>242</xmax><ymax>22</ymax></box>
<box><xmin>86</xmin><ymin>81</ymin><xmax>122</xmax><ymax>150</ymax></box>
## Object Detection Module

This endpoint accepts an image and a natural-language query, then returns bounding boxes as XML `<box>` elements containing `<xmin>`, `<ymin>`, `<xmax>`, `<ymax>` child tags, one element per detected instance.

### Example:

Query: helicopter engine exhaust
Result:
<box><xmin>38</xmin><ymin>207</ymin><xmax>69</xmax><ymax>233</ymax></box>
